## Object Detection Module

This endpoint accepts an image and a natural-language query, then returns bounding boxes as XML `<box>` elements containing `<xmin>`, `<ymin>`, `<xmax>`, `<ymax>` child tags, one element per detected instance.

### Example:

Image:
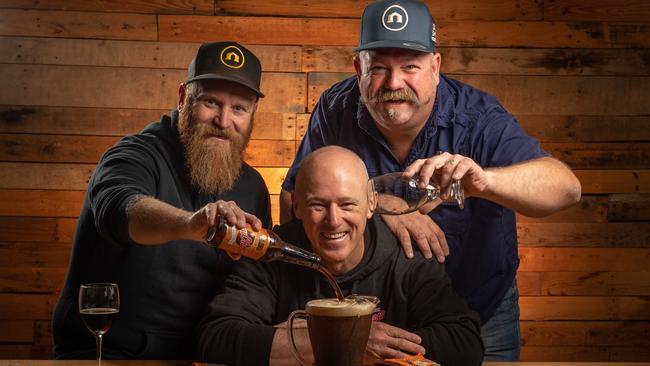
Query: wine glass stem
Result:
<box><xmin>96</xmin><ymin>333</ymin><xmax>103</xmax><ymax>366</ymax></box>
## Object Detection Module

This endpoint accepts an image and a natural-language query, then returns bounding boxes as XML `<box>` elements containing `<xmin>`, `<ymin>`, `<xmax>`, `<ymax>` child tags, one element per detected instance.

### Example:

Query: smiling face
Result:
<box><xmin>293</xmin><ymin>147</ymin><xmax>374</xmax><ymax>275</ymax></box>
<box><xmin>355</xmin><ymin>48</ymin><xmax>440</xmax><ymax>139</ymax></box>
<box><xmin>177</xmin><ymin>79</ymin><xmax>257</xmax><ymax>194</ymax></box>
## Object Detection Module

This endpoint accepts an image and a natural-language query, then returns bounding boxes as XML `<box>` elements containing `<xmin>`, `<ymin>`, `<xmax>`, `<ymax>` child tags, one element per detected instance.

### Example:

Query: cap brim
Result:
<box><xmin>354</xmin><ymin>40</ymin><xmax>434</xmax><ymax>53</ymax></box>
<box><xmin>186</xmin><ymin>74</ymin><xmax>264</xmax><ymax>98</ymax></box>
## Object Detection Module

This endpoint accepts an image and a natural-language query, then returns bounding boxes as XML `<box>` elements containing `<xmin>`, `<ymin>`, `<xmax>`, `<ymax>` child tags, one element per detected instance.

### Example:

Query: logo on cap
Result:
<box><xmin>382</xmin><ymin>4</ymin><xmax>408</xmax><ymax>32</ymax></box>
<box><xmin>220</xmin><ymin>45</ymin><xmax>245</xmax><ymax>69</ymax></box>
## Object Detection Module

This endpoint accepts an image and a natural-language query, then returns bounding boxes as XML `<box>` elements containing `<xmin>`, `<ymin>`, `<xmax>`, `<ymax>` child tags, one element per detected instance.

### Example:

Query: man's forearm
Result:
<box><xmin>126</xmin><ymin>196</ymin><xmax>197</xmax><ymax>245</ymax></box>
<box><xmin>479</xmin><ymin>156</ymin><xmax>581</xmax><ymax>217</ymax></box>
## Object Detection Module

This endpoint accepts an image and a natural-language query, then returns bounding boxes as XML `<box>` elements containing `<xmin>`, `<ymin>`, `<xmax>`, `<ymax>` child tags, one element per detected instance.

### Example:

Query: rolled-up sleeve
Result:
<box><xmin>88</xmin><ymin>137</ymin><xmax>159</xmax><ymax>246</ymax></box>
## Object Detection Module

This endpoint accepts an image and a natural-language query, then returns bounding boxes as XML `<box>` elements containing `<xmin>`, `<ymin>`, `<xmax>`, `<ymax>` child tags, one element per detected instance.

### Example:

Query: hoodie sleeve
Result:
<box><xmin>88</xmin><ymin>135</ymin><xmax>160</xmax><ymax>246</ymax></box>
<box><xmin>405</xmin><ymin>257</ymin><xmax>484</xmax><ymax>365</ymax></box>
<box><xmin>196</xmin><ymin>258</ymin><xmax>279</xmax><ymax>366</ymax></box>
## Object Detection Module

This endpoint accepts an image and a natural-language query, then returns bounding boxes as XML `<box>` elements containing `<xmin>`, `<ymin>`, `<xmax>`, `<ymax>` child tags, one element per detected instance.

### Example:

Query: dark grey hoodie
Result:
<box><xmin>196</xmin><ymin>215</ymin><xmax>484</xmax><ymax>365</ymax></box>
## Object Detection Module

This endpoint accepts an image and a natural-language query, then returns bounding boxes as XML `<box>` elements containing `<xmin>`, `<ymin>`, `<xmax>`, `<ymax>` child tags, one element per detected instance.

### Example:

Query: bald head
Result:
<box><xmin>295</xmin><ymin>146</ymin><xmax>369</xmax><ymax>199</ymax></box>
<box><xmin>292</xmin><ymin>146</ymin><xmax>374</xmax><ymax>274</ymax></box>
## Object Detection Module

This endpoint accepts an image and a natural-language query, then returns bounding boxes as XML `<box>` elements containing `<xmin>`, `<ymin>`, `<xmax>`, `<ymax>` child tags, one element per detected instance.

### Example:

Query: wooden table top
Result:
<box><xmin>1</xmin><ymin>361</ymin><xmax>649</xmax><ymax>366</ymax></box>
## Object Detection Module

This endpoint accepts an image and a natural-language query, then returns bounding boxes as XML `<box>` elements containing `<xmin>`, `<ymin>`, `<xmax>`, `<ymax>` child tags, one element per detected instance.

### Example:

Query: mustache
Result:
<box><xmin>366</xmin><ymin>87</ymin><xmax>420</xmax><ymax>105</ymax></box>
<box><xmin>196</xmin><ymin>125</ymin><xmax>239</xmax><ymax>141</ymax></box>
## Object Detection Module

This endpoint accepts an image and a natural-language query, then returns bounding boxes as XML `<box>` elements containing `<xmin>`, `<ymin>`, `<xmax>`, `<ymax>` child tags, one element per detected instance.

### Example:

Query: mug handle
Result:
<box><xmin>287</xmin><ymin>309</ymin><xmax>312</xmax><ymax>366</ymax></box>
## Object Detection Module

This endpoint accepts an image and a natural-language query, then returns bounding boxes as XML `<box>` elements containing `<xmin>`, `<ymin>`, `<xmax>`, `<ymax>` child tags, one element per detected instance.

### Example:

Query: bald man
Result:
<box><xmin>196</xmin><ymin>146</ymin><xmax>483</xmax><ymax>366</ymax></box>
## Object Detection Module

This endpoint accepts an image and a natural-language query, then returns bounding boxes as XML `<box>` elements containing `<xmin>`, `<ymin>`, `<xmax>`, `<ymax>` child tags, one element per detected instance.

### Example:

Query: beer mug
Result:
<box><xmin>287</xmin><ymin>296</ymin><xmax>379</xmax><ymax>366</ymax></box>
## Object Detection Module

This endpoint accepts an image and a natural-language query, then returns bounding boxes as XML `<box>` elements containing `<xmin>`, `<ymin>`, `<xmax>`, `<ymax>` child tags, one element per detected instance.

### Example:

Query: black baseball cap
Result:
<box><xmin>186</xmin><ymin>41</ymin><xmax>264</xmax><ymax>98</ymax></box>
<box><xmin>355</xmin><ymin>0</ymin><xmax>436</xmax><ymax>53</ymax></box>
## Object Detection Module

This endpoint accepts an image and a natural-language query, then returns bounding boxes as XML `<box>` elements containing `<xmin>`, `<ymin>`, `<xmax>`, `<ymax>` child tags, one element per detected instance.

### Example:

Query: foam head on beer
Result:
<box><xmin>307</xmin><ymin>297</ymin><xmax>377</xmax><ymax>317</ymax></box>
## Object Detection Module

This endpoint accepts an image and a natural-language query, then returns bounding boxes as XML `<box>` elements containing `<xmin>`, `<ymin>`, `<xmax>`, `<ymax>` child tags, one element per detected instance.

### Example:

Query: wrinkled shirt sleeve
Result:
<box><xmin>469</xmin><ymin>103</ymin><xmax>548</xmax><ymax>168</ymax></box>
<box><xmin>88</xmin><ymin>137</ymin><xmax>159</xmax><ymax>247</ymax></box>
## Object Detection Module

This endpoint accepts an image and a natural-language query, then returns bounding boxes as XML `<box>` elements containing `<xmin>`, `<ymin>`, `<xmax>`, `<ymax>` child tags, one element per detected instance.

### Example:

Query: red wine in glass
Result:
<box><xmin>79</xmin><ymin>283</ymin><xmax>120</xmax><ymax>366</ymax></box>
<box><xmin>80</xmin><ymin>307</ymin><xmax>118</xmax><ymax>335</ymax></box>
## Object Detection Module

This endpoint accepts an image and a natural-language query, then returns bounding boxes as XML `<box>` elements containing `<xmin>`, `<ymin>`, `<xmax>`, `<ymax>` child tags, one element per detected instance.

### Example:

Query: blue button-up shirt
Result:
<box><xmin>282</xmin><ymin>74</ymin><xmax>547</xmax><ymax>323</ymax></box>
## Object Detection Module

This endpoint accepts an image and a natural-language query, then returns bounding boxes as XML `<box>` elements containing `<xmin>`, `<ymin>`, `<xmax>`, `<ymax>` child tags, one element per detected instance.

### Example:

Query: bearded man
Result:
<box><xmin>52</xmin><ymin>41</ymin><xmax>271</xmax><ymax>360</ymax></box>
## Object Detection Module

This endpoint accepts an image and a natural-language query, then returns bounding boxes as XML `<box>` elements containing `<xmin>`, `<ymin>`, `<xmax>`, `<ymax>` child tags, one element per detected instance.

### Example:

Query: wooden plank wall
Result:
<box><xmin>0</xmin><ymin>0</ymin><xmax>649</xmax><ymax>361</ymax></box>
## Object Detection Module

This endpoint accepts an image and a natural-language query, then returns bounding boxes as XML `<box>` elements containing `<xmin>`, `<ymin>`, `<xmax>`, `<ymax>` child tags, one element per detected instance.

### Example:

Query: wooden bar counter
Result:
<box><xmin>1</xmin><ymin>361</ymin><xmax>649</xmax><ymax>366</ymax></box>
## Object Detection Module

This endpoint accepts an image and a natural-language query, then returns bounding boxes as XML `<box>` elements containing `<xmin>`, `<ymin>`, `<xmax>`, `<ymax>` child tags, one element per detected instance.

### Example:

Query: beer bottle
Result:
<box><xmin>206</xmin><ymin>216</ymin><xmax>321</xmax><ymax>269</ymax></box>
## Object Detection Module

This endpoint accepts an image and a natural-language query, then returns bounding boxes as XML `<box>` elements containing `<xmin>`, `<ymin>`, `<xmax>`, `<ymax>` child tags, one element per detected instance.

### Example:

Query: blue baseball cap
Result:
<box><xmin>355</xmin><ymin>0</ymin><xmax>436</xmax><ymax>53</ymax></box>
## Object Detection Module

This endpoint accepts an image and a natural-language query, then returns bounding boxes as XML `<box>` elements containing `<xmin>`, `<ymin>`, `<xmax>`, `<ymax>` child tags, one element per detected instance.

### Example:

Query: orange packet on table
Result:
<box><xmin>382</xmin><ymin>353</ymin><xmax>440</xmax><ymax>366</ymax></box>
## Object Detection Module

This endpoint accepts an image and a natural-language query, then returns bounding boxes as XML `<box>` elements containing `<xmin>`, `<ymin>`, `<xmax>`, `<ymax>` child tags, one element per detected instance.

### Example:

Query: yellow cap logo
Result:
<box><xmin>220</xmin><ymin>45</ymin><xmax>245</xmax><ymax>69</ymax></box>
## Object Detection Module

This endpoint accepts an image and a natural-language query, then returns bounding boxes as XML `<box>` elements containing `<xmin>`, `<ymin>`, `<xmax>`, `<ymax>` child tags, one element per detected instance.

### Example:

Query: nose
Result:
<box><xmin>325</xmin><ymin>206</ymin><xmax>342</xmax><ymax>227</ymax></box>
<box><xmin>383</xmin><ymin>68</ymin><xmax>405</xmax><ymax>90</ymax></box>
<box><xmin>212</xmin><ymin>107</ymin><xmax>233</xmax><ymax>129</ymax></box>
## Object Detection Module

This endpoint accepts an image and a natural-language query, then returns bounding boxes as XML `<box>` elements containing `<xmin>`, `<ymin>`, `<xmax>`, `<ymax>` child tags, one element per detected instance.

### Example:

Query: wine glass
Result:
<box><xmin>369</xmin><ymin>172</ymin><xmax>464</xmax><ymax>215</ymax></box>
<box><xmin>79</xmin><ymin>283</ymin><xmax>120</xmax><ymax>366</ymax></box>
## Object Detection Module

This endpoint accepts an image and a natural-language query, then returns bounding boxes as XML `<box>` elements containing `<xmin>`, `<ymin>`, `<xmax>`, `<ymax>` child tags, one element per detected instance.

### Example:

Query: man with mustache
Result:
<box><xmin>52</xmin><ymin>41</ymin><xmax>271</xmax><ymax>360</ymax></box>
<box><xmin>280</xmin><ymin>0</ymin><xmax>582</xmax><ymax>361</ymax></box>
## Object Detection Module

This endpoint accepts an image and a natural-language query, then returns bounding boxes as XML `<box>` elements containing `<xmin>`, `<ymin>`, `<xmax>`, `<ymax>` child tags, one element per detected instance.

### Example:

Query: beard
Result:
<box><xmin>177</xmin><ymin>104</ymin><xmax>252</xmax><ymax>195</ymax></box>
<box><xmin>360</xmin><ymin>86</ymin><xmax>423</xmax><ymax>121</ymax></box>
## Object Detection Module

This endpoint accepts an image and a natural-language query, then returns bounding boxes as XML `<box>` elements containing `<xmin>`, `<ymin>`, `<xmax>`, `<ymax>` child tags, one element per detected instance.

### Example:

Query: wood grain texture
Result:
<box><xmin>0</xmin><ymin>243</ymin><xmax>71</xmax><ymax>268</ymax></box>
<box><xmin>303</xmin><ymin>46</ymin><xmax>650</xmax><ymax>75</ymax></box>
<box><xmin>519</xmin><ymin>247</ymin><xmax>650</xmax><ymax>272</ymax></box>
<box><xmin>0</xmin><ymin>320</ymin><xmax>33</xmax><ymax>342</ymax></box>
<box><xmin>517</xmin><ymin>115</ymin><xmax>650</xmax><ymax>142</ymax></box>
<box><xmin>0</xmin><ymin>9</ymin><xmax>157</xmax><ymax>40</ymax></box>
<box><xmin>520</xmin><ymin>320</ymin><xmax>650</xmax><ymax>346</ymax></box>
<box><xmin>0</xmin><ymin>106</ymin><xmax>297</xmax><ymax>140</ymax></box>
<box><xmin>0</xmin><ymin>134</ymin><xmax>295</xmax><ymax>166</ymax></box>
<box><xmin>608</xmin><ymin>194</ymin><xmax>650</xmax><ymax>221</ymax></box>
<box><xmin>517</xmin><ymin>222</ymin><xmax>650</xmax><ymax>247</ymax></box>
<box><xmin>215</xmin><ymin>0</ymin><xmax>543</xmax><ymax>20</ymax></box>
<box><xmin>158</xmin><ymin>16</ymin><xmax>650</xmax><ymax>48</ymax></box>
<box><xmin>518</xmin><ymin>271</ymin><xmax>650</xmax><ymax>295</ymax></box>
<box><xmin>0</xmin><ymin>217</ymin><xmax>76</xmax><ymax>243</ymax></box>
<box><xmin>0</xmin><ymin>0</ymin><xmax>213</xmax><ymax>14</ymax></box>
<box><xmin>0</xmin><ymin>345</ymin><xmax>31</xmax><ymax>359</ymax></box>
<box><xmin>545</xmin><ymin>0</ymin><xmax>650</xmax><ymax>22</ymax></box>
<box><xmin>158</xmin><ymin>15</ymin><xmax>359</xmax><ymax>45</ymax></box>
<box><xmin>0</xmin><ymin>37</ymin><xmax>301</xmax><ymax>72</ymax></box>
<box><xmin>0</xmin><ymin>65</ymin><xmax>306</xmax><ymax>113</ymax></box>
<box><xmin>0</xmin><ymin>163</ymin><xmax>94</xmax><ymax>190</ymax></box>
<box><xmin>576</xmin><ymin>170</ymin><xmax>650</xmax><ymax>193</ymax></box>
<box><xmin>0</xmin><ymin>294</ymin><xmax>54</xmax><ymax>319</ymax></box>
<box><xmin>257</xmin><ymin>167</ymin><xmax>288</xmax><ymax>195</ymax></box>
<box><xmin>520</xmin><ymin>296</ymin><xmax>650</xmax><ymax>320</ymax></box>
<box><xmin>0</xmin><ymin>189</ymin><xmax>84</xmax><ymax>218</ymax></box>
<box><xmin>542</xmin><ymin>143</ymin><xmax>650</xmax><ymax>169</ymax></box>
<box><xmin>0</xmin><ymin>267</ymin><xmax>68</xmax><ymax>293</ymax></box>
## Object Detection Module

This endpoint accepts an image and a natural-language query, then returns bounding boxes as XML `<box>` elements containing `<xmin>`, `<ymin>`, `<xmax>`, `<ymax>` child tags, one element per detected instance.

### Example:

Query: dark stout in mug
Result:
<box><xmin>306</xmin><ymin>298</ymin><xmax>376</xmax><ymax>366</ymax></box>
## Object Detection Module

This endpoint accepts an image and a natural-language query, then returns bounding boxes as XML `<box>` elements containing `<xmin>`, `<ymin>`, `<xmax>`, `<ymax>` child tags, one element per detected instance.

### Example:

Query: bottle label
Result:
<box><xmin>218</xmin><ymin>224</ymin><xmax>271</xmax><ymax>261</ymax></box>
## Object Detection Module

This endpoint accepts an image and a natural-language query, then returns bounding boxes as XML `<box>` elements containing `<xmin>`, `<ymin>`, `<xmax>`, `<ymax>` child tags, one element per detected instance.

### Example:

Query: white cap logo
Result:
<box><xmin>382</xmin><ymin>5</ymin><xmax>408</xmax><ymax>32</ymax></box>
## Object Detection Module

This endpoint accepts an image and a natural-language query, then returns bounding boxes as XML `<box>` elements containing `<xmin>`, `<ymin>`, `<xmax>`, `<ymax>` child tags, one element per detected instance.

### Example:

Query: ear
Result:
<box><xmin>431</xmin><ymin>53</ymin><xmax>442</xmax><ymax>86</ymax></box>
<box><xmin>291</xmin><ymin>191</ymin><xmax>303</xmax><ymax>219</ymax></box>
<box><xmin>367</xmin><ymin>180</ymin><xmax>377</xmax><ymax>219</ymax></box>
<box><xmin>353</xmin><ymin>55</ymin><xmax>362</xmax><ymax>82</ymax></box>
<box><xmin>177</xmin><ymin>83</ymin><xmax>187</xmax><ymax>111</ymax></box>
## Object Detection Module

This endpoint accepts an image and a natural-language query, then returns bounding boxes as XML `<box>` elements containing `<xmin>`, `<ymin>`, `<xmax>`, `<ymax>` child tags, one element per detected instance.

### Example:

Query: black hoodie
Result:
<box><xmin>52</xmin><ymin>112</ymin><xmax>272</xmax><ymax>360</ymax></box>
<box><xmin>196</xmin><ymin>216</ymin><xmax>484</xmax><ymax>365</ymax></box>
